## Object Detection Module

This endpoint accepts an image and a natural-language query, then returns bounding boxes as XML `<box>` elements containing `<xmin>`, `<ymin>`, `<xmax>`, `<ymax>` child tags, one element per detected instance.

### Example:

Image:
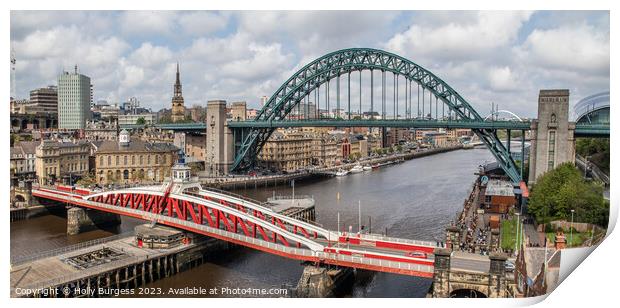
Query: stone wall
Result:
<box><xmin>67</xmin><ymin>207</ymin><xmax>121</xmax><ymax>235</ymax></box>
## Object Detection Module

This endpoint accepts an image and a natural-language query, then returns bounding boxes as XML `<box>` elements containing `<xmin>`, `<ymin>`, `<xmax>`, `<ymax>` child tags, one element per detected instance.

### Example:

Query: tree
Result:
<box><xmin>528</xmin><ymin>162</ymin><xmax>608</xmax><ymax>227</ymax></box>
<box><xmin>77</xmin><ymin>172</ymin><xmax>96</xmax><ymax>187</ymax></box>
<box><xmin>158</xmin><ymin>114</ymin><xmax>172</xmax><ymax>124</ymax></box>
<box><xmin>136</xmin><ymin>117</ymin><xmax>146</xmax><ymax>125</ymax></box>
<box><xmin>576</xmin><ymin>137</ymin><xmax>609</xmax><ymax>173</ymax></box>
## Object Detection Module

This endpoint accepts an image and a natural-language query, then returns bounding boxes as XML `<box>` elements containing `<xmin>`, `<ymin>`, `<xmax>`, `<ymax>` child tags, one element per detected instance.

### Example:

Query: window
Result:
<box><xmin>124</xmin><ymin>155</ymin><xmax>128</xmax><ymax>165</ymax></box>
<box><xmin>99</xmin><ymin>156</ymin><xmax>104</xmax><ymax>166</ymax></box>
<box><xmin>115</xmin><ymin>156</ymin><xmax>119</xmax><ymax>166</ymax></box>
<box><xmin>550</xmin><ymin>113</ymin><xmax>557</xmax><ymax>123</ymax></box>
<box><xmin>131</xmin><ymin>155</ymin><xmax>135</xmax><ymax>165</ymax></box>
<box><xmin>139</xmin><ymin>155</ymin><xmax>143</xmax><ymax>165</ymax></box>
<box><xmin>547</xmin><ymin>130</ymin><xmax>556</xmax><ymax>170</ymax></box>
<box><xmin>107</xmin><ymin>156</ymin><xmax>111</xmax><ymax>165</ymax></box>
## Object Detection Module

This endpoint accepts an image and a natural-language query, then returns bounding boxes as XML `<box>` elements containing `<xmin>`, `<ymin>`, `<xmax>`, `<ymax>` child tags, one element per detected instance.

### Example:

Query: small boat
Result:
<box><xmin>363</xmin><ymin>165</ymin><xmax>372</xmax><ymax>171</ymax></box>
<box><xmin>335</xmin><ymin>169</ymin><xmax>349</xmax><ymax>177</ymax></box>
<box><xmin>371</xmin><ymin>164</ymin><xmax>380</xmax><ymax>170</ymax></box>
<box><xmin>350</xmin><ymin>164</ymin><xmax>364</xmax><ymax>173</ymax></box>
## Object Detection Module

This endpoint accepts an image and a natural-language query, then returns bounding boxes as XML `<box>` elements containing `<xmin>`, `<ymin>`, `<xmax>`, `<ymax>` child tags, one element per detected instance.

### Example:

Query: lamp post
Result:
<box><xmin>570</xmin><ymin>209</ymin><xmax>575</xmax><ymax>247</ymax></box>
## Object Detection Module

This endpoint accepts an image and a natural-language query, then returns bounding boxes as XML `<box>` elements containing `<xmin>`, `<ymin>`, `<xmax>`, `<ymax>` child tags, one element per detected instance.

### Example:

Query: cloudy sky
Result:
<box><xmin>10</xmin><ymin>11</ymin><xmax>609</xmax><ymax>118</ymax></box>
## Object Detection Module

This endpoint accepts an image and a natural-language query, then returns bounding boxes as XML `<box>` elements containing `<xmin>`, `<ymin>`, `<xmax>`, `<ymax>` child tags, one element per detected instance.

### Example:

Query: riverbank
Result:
<box><xmin>200</xmin><ymin>145</ymin><xmax>463</xmax><ymax>190</ymax></box>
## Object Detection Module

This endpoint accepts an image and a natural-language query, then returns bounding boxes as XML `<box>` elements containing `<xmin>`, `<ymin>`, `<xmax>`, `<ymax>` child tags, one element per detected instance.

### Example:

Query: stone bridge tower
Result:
<box><xmin>528</xmin><ymin>89</ymin><xmax>575</xmax><ymax>185</ymax></box>
<box><xmin>205</xmin><ymin>100</ymin><xmax>233</xmax><ymax>176</ymax></box>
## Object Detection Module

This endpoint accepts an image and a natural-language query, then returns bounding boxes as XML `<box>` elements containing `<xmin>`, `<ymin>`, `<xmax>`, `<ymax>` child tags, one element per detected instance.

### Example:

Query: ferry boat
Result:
<box><xmin>363</xmin><ymin>165</ymin><xmax>372</xmax><ymax>171</ymax></box>
<box><xmin>349</xmin><ymin>164</ymin><xmax>364</xmax><ymax>174</ymax></box>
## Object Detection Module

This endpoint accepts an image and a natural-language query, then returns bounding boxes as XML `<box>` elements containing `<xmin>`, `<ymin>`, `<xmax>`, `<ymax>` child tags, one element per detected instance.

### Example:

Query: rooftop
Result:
<box><xmin>485</xmin><ymin>179</ymin><xmax>515</xmax><ymax>196</ymax></box>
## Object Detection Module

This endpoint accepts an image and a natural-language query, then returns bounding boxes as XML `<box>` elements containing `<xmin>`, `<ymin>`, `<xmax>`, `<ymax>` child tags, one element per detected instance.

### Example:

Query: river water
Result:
<box><xmin>10</xmin><ymin>148</ymin><xmax>494</xmax><ymax>297</ymax></box>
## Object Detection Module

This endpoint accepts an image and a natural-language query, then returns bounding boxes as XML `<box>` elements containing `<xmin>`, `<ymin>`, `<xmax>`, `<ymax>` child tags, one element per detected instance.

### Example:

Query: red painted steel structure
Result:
<box><xmin>33</xmin><ymin>184</ymin><xmax>437</xmax><ymax>278</ymax></box>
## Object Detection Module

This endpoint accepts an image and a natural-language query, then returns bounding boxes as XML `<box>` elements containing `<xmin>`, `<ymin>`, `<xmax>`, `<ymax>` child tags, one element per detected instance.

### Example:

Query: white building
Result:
<box><xmin>118</xmin><ymin>113</ymin><xmax>156</xmax><ymax>126</ymax></box>
<box><xmin>58</xmin><ymin>66</ymin><xmax>91</xmax><ymax>129</ymax></box>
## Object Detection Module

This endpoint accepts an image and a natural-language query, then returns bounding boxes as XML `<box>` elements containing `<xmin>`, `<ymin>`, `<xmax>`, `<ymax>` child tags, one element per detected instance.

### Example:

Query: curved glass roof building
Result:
<box><xmin>571</xmin><ymin>91</ymin><xmax>610</xmax><ymax>125</ymax></box>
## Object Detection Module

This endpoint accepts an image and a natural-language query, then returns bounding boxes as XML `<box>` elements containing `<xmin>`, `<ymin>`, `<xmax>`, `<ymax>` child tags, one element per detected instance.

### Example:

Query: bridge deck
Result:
<box><xmin>32</xmin><ymin>186</ymin><xmax>437</xmax><ymax>278</ymax></box>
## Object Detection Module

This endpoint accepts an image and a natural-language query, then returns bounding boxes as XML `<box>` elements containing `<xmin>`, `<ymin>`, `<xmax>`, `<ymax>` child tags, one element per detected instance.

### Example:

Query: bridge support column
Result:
<box><xmin>66</xmin><ymin>207</ymin><xmax>121</xmax><ymax>235</ymax></box>
<box><xmin>205</xmin><ymin>100</ymin><xmax>233</xmax><ymax>176</ymax></box>
<box><xmin>296</xmin><ymin>265</ymin><xmax>354</xmax><ymax>297</ymax></box>
<box><xmin>488</xmin><ymin>253</ymin><xmax>508</xmax><ymax>298</ymax></box>
<box><xmin>431</xmin><ymin>248</ymin><xmax>451</xmax><ymax>298</ymax></box>
<box><xmin>528</xmin><ymin>89</ymin><xmax>576</xmax><ymax>185</ymax></box>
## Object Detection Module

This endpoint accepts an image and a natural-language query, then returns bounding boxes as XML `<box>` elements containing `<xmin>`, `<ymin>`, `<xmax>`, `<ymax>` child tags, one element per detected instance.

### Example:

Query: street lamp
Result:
<box><xmin>570</xmin><ymin>209</ymin><xmax>575</xmax><ymax>247</ymax></box>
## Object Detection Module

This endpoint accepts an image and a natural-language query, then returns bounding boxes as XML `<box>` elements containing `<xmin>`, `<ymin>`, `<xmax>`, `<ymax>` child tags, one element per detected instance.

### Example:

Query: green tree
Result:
<box><xmin>528</xmin><ymin>162</ymin><xmax>608</xmax><ymax>227</ymax></box>
<box><xmin>136</xmin><ymin>117</ymin><xmax>146</xmax><ymax>125</ymax></box>
<box><xmin>77</xmin><ymin>172</ymin><xmax>96</xmax><ymax>187</ymax></box>
<box><xmin>514</xmin><ymin>160</ymin><xmax>529</xmax><ymax>183</ymax></box>
<box><xmin>576</xmin><ymin>137</ymin><xmax>609</xmax><ymax>173</ymax></box>
<box><xmin>158</xmin><ymin>114</ymin><xmax>172</xmax><ymax>124</ymax></box>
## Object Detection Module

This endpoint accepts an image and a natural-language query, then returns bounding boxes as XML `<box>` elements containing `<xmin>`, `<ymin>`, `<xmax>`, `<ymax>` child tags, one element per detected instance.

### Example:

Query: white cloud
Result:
<box><xmin>519</xmin><ymin>23</ymin><xmax>610</xmax><ymax>74</ymax></box>
<box><xmin>220</xmin><ymin>43</ymin><xmax>293</xmax><ymax>81</ymax></box>
<box><xmin>119</xmin><ymin>11</ymin><xmax>178</xmax><ymax>37</ymax></box>
<box><xmin>487</xmin><ymin>66</ymin><xmax>518</xmax><ymax>91</ymax></box>
<box><xmin>178</xmin><ymin>11</ymin><xmax>229</xmax><ymax>36</ymax></box>
<box><xmin>385</xmin><ymin>11</ymin><xmax>532</xmax><ymax>61</ymax></box>
<box><xmin>121</xmin><ymin>65</ymin><xmax>145</xmax><ymax>88</ymax></box>
<box><xmin>129</xmin><ymin>42</ymin><xmax>173</xmax><ymax>68</ymax></box>
<box><xmin>9</xmin><ymin>11</ymin><xmax>610</xmax><ymax>118</ymax></box>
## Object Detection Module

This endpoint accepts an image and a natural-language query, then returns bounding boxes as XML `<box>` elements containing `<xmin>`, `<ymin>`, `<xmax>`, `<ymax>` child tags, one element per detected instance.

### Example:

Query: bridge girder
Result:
<box><xmin>85</xmin><ymin>189</ymin><xmax>326</xmax><ymax>251</ymax></box>
<box><xmin>231</xmin><ymin>48</ymin><xmax>522</xmax><ymax>183</ymax></box>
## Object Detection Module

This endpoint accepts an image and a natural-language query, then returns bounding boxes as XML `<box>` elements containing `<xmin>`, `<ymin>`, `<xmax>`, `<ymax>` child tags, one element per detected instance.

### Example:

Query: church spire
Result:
<box><xmin>174</xmin><ymin>62</ymin><xmax>182</xmax><ymax>97</ymax></box>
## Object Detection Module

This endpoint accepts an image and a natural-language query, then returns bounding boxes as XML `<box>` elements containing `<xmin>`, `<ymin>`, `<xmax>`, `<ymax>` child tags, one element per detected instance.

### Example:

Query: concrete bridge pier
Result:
<box><xmin>66</xmin><ymin>207</ymin><xmax>121</xmax><ymax>235</ymax></box>
<box><xmin>295</xmin><ymin>264</ymin><xmax>355</xmax><ymax>297</ymax></box>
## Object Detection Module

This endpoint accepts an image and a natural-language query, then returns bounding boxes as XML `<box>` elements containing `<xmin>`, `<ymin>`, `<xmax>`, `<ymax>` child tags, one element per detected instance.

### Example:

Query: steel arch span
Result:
<box><xmin>232</xmin><ymin>48</ymin><xmax>521</xmax><ymax>183</ymax></box>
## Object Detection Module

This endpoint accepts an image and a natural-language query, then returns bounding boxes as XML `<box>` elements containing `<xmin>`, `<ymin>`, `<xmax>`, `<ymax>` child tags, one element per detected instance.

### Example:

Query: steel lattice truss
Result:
<box><xmin>32</xmin><ymin>185</ymin><xmax>439</xmax><ymax>277</ymax></box>
<box><xmin>232</xmin><ymin>48</ymin><xmax>521</xmax><ymax>183</ymax></box>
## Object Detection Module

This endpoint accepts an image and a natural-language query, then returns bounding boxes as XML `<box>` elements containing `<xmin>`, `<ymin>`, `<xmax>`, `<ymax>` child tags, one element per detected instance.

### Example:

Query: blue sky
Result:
<box><xmin>10</xmin><ymin>11</ymin><xmax>609</xmax><ymax>118</ymax></box>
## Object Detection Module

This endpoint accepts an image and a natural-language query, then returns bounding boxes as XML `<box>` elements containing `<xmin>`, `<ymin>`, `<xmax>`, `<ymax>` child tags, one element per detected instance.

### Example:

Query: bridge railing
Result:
<box><xmin>199</xmin><ymin>185</ymin><xmax>272</xmax><ymax>207</ymax></box>
<box><xmin>10</xmin><ymin>231</ymin><xmax>135</xmax><ymax>266</ymax></box>
<box><xmin>186</xmin><ymin>189</ymin><xmax>324</xmax><ymax>228</ymax></box>
<box><xmin>355</xmin><ymin>233</ymin><xmax>438</xmax><ymax>247</ymax></box>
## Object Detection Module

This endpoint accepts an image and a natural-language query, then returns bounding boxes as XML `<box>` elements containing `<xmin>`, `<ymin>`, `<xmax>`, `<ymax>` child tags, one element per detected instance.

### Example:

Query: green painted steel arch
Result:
<box><xmin>232</xmin><ymin>48</ymin><xmax>522</xmax><ymax>183</ymax></box>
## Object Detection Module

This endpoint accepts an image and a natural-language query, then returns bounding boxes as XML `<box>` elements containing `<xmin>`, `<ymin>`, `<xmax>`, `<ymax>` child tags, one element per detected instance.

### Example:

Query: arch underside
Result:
<box><xmin>450</xmin><ymin>288</ymin><xmax>488</xmax><ymax>298</ymax></box>
<box><xmin>232</xmin><ymin>48</ymin><xmax>521</xmax><ymax>183</ymax></box>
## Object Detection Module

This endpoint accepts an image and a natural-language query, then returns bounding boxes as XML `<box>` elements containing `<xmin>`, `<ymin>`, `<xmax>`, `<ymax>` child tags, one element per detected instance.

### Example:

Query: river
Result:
<box><xmin>10</xmin><ymin>148</ymin><xmax>494</xmax><ymax>297</ymax></box>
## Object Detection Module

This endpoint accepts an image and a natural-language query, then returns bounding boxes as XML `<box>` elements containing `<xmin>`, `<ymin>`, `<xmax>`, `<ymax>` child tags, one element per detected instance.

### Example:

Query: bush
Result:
<box><xmin>528</xmin><ymin>162</ymin><xmax>608</xmax><ymax>227</ymax></box>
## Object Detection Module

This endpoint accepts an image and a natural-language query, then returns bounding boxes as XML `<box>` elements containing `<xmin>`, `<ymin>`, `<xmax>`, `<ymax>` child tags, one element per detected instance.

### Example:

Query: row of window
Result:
<box><xmin>547</xmin><ymin>130</ymin><xmax>556</xmax><ymax>171</ymax></box>
<box><xmin>99</xmin><ymin>154</ymin><xmax>169</xmax><ymax>167</ymax></box>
